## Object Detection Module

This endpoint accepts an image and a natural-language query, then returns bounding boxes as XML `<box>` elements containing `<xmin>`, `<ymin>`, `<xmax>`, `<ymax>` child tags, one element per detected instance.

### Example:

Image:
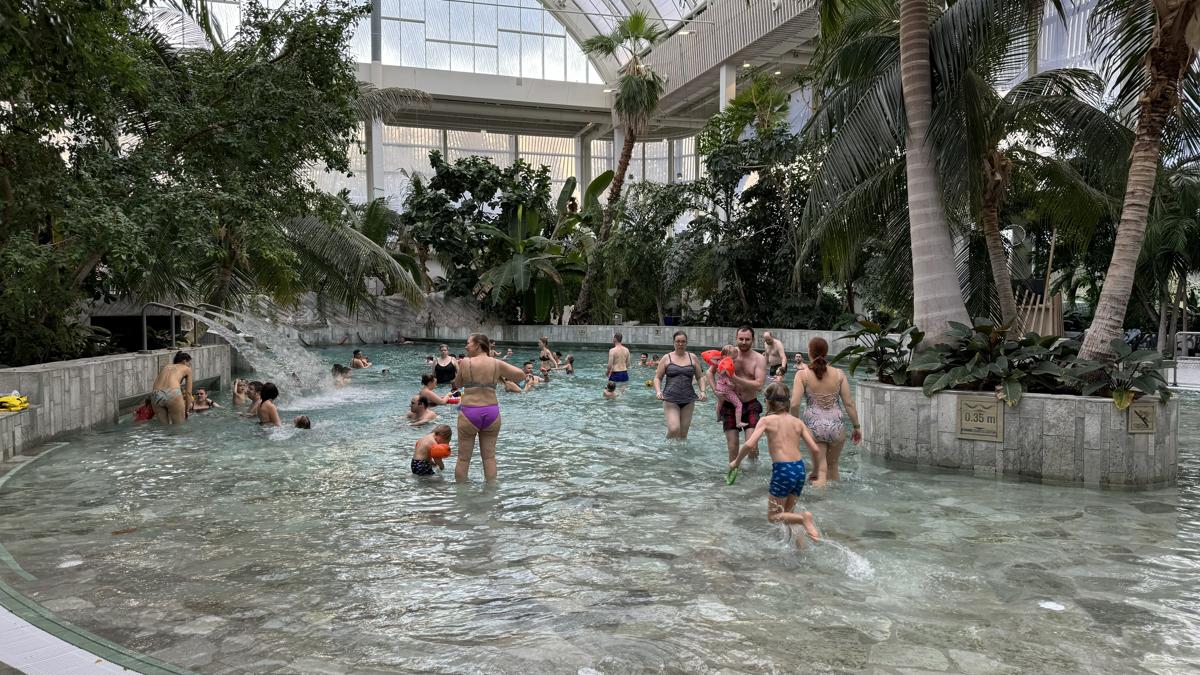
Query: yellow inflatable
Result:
<box><xmin>0</xmin><ymin>395</ymin><xmax>29</xmax><ymax>412</ymax></box>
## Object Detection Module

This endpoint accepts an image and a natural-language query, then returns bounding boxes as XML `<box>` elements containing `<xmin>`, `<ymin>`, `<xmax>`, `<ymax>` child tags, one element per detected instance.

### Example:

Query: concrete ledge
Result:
<box><xmin>855</xmin><ymin>380</ymin><xmax>1179</xmax><ymax>489</ymax></box>
<box><xmin>307</xmin><ymin>322</ymin><xmax>853</xmax><ymax>354</ymax></box>
<box><xmin>0</xmin><ymin>346</ymin><xmax>231</xmax><ymax>459</ymax></box>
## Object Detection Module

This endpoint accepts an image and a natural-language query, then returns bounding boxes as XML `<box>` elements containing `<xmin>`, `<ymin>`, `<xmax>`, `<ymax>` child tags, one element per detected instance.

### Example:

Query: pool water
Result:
<box><xmin>0</xmin><ymin>344</ymin><xmax>1198</xmax><ymax>674</ymax></box>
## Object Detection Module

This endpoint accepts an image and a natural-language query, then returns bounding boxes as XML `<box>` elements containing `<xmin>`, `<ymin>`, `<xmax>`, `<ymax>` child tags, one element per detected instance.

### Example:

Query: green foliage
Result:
<box><xmin>0</xmin><ymin>0</ymin><xmax>404</xmax><ymax>365</ymax></box>
<box><xmin>831</xmin><ymin>318</ymin><xmax>925</xmax><ymax>385</ymax></box>
<box><xmin>601</xmin><ymin>181</ymin><xmax>694</xmax><ymax>323</ymax></box>
<box><xmin>909</xmin><ymin>323</ymin><xmax>1079</xmax><ymax>405</ymax></box>
<box><xmin>1066</xmin><ymin>339</ymin><xmax>1172</xmax><ymax>409</ymax></box>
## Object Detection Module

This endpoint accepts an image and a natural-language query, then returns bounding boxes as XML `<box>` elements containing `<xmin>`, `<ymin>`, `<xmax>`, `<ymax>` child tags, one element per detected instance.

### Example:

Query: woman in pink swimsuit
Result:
<box><xmin>790</xmin><ymin>337</ymin><xmax>862</xmax><ymax>485</ymax></box>
<box><xmin>452</xmin><ymin>333</ymin><xmax>527</xmax><ymax>482</ymax></box>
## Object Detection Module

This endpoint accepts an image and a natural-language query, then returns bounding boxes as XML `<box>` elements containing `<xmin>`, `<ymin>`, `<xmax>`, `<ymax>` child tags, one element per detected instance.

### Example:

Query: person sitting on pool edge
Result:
<box><xmin>406</xmin><ymin>395</ymin><xmax>438</xmax><ymax>427</ymax></box>
<box><xmin>294</xmin><ymin>415</ymin><xmax>312</xmax><ymax>429</ymax></box>
<box><xmin>412</xmin><ymin>424</ymin><xmax>452</xmax><ymax>476</ymax></box>
<box><xmin>351</xmin><ymin>350</ymin><xmax>372</xmax><ymax>369</ymax></box>
<box><xmin>257</xmin><ymin>382</ymin><xmax>282</xmax><ymax>427</ymax></box>
<box><xmin>730</xmin><ymin>382</ymin><xmax>822</xmax><ymax>545</ymax></box>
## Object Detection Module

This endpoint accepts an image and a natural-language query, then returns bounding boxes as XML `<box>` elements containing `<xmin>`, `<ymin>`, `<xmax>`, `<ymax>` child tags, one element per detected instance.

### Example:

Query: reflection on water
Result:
<box><xmin>0</xmin><ymin>345</ymin><xmax>1197</xmax><ymax>673</ymax></box>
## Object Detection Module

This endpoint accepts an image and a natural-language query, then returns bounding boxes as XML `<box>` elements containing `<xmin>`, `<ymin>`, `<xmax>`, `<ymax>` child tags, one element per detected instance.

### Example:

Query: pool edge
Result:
<box><xmin>0</xmin><ymin>443</ymin><xmax>198</xmax><ymax>675</ymax></box>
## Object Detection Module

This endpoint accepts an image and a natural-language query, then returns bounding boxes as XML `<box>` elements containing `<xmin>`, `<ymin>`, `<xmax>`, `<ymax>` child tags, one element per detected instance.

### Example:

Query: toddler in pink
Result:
<box><xmin>707</xmin><ymin>345</ymin><xmax>745</xmax><ymax>428</ymax></box>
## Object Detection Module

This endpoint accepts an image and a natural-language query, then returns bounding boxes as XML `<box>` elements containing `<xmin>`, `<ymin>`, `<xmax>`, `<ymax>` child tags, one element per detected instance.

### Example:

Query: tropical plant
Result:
<box><xmin>807</xmin><ymin>0</ymin><xmax>1066</xmax><ymax>342</ymax></box>
<box><xmin>573</xmin><ymin>10</ymin><xmax>666</xmax><ymax>321</ymax></box>
<box><xmin>830</xmin><ymin>318</ymin><xmax>925</xmax><ymax>385</ymax></box>
<box><xmin>0</xmin><ymin>0</ymin><xmax>391</xmax><ymax>365</ymax></box>
<box><xmin>1079</xmin><ymin>0</ymin><xmax>1200</xmax><ymax>360</ymax></box>
<box><xmin>909</xmin><ymin>323</ymin><xmax>1079</xmax><ymax>405</ymax></box>
<box><xmin>475</xmin><ymin>205</ymin><xmax>578</xmax><ymax>322</ymax></box>
<box><xmin>601</xmin><ymin>181</ymin><xmax>694</xmax><ymax>323</ymax></box>
<box><xmin>1066</xmin><ymin>339</ymin><xmax>1173</xmax><ymax>409</ymax></box>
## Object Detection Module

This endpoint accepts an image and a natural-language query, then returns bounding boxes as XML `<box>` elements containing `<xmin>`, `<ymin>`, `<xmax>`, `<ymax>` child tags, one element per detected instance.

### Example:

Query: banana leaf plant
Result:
<box><xmin>830</xmin><ymin>318</ymin><xmax>924</xmax><ymax>385</ymax></box>
<box><xmin>475</xmin><ymin>205</ymin><xmax>579</xmax><ymax>322</ymax></box>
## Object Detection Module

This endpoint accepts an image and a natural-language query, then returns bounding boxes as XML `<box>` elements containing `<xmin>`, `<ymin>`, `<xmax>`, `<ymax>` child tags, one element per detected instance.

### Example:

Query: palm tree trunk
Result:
<box><xmin>981</xmin><ymin>151</ymin><xmax>1018</xmax><ymax>326</ymax></box>
<box><xmin>899</xmin><ymin>0</ymin><xmax>970</xmax><ymax>343</ymax></box>
<box><xmin>1080</xmin><ymin>0</ymin><xmax>1200</xmax><ymax>360</ymax></box>
<box><xmin>573</xmin><ymin>129</ymin><xmax>638</xmax><ymax>322</ymax></box>
<box><xmin>1157</xmin><ymin>282</ymin><xmax>1173</xmax><ymax>357</ymax></box>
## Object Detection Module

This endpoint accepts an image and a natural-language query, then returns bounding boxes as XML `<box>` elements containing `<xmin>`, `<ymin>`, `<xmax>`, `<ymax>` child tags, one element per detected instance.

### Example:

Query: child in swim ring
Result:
<box><xmin>413</xmin><ymin>424</ymin><xmax>452</xmax><ymax>476</ymax></box>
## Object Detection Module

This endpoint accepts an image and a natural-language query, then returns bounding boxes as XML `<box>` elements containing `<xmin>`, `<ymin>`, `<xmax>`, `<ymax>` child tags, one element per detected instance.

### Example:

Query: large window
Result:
<box><xmin>194</xmin><ymin>1</ymin><xmax>602</xmax><ymax>83</ymax></box>
<box><xmin>379</xmin><ymin>0</ymin><xmax>605</xmax><ymax>83</ymax></box>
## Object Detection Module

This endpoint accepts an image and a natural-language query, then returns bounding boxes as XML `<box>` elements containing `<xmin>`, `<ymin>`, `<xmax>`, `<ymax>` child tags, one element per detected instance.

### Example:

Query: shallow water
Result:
<box><xmin>0</xmin><ymin>344</ymin><xmax>1197</xmax><ymax>674</ymax></box>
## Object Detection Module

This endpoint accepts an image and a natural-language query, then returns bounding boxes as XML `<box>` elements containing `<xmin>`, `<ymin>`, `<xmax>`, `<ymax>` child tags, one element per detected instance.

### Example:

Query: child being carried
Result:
<box><xmin>704</xmin><ymin>345</ymin><xmax>746</xmax><ymax>428</ymax></box>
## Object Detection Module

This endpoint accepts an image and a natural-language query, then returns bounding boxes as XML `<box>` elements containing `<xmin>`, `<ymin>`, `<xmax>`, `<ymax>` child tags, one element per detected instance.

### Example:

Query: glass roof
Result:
<box><xmin>566</xmin><ymin>0</ymin><xmax>704</xmax><ymax>35</ymax></box>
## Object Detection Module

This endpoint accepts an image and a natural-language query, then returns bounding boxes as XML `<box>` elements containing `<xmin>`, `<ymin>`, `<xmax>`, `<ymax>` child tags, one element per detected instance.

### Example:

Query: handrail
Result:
<box><xmin>140</xmin><ymin>302</ymin><xmax>178</xmax><ymax>351</ymax></box>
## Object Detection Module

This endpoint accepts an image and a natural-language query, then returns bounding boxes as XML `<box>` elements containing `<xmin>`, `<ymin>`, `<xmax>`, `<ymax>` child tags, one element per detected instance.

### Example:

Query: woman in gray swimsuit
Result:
<box><xmin>653</xmin><ymin>330</ymin><xmax>708</xmax><ymax>439</ymax></box>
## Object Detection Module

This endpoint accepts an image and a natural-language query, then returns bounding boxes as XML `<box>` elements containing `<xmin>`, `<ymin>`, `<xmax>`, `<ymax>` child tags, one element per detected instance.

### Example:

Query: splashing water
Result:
<box><xmin>820</xmin><ymin>539</ymin><xmax>876</xmax><ymax>581</ymax></box>
<box><xmin>174</xmin><ymin>307</ymin><xmax>332</xmax><ymax>395</ymax></box>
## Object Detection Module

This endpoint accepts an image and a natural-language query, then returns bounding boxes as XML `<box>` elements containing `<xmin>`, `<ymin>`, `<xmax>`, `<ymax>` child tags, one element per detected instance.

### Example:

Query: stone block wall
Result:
<box><xmin>855</xmin><ymin>380</ymin><xmax>1178</xmax><ymax>489</ymax></box>
<box><xmin>0</xmin><ymin>345</ymin><xmax>231</xmax><ymax>460</ymax></box>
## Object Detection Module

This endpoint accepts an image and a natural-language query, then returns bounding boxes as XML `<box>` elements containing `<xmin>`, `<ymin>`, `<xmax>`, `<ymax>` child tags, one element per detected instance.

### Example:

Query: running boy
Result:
<box><xmin>412</xmin><ymin>424</ymin><xmax>452</xmax><ymax>475</ymax></box>
<box><xmin>729</xmin><ymin>382</ymin><xmax>822</xmax><ymax>544</ymax></box>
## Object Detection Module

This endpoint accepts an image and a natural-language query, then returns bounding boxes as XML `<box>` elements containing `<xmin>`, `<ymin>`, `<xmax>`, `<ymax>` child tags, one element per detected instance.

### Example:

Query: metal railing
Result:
<box><xmin>140</xmin><ymin>302</ymin><xmax>179</xmax><ymax>351</ymax></box>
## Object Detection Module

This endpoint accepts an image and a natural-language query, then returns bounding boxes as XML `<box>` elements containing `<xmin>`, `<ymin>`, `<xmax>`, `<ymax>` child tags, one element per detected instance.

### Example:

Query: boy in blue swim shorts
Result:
<box><xmin>730</xmin><ymin>382</ymin><xmax>822</xmax><ymax>544</ymax></box>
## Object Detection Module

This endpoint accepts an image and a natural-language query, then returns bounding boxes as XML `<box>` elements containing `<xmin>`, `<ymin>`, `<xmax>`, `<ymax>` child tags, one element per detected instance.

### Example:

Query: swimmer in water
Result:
<box><xmin>603</xmin><ymin>381</ymin><xmax>621</xmax><ymax>399</ymax></box>
<box><xmin>232</xmin><ymin>379</ymin><xmax>248</xmax><ymax>406</ymax></box>
<box><xmin>257</xmin><ymin>382</ymin><xmax>282</xmax><ymax>427</ymax></box>
<box><xmin>412</xmin><ymin>424</ymin><xmax>452</xmax><ymax>475</ymax></box>
<box><xmin>294</xmin><ymin>415</ymin><xmax>312</xmax><ymax>429</ymax></box>
<box><xmin>730</xmin><ymin>382</ymin><xmax>822</xmax><ymax>545</ymax></box>
<box><xmin>406</xmin><ymin>395</ymin><xmax>438</xmax><ymax>427</ymax></box>
<box><xmin>245</xmin><ymin>381</ymin><xmax>264</xmax><ymax>417</ymax></box>
<box><xmin>351</xmin><ymin>349</ymin><xmax>372</xmax><ymax>369</ymax></box>
<box><xmin>606</xmin><ymin>332</ymin><xmax>630</xmax><ymax>391</ymax></box>
<box><xmin>420</xmin><ymin>374</ymin><xmax>456</xmax><ymax>406</ymax></box>
<box><xmin>190</xmin><ymin>388</ymin><xmax>222</xmax><ymax>412</ymax></box>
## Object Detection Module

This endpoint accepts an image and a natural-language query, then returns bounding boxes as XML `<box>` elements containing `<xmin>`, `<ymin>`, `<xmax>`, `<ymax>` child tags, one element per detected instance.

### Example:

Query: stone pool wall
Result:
<box><xmin>855</xmin><ymin>380</ymin><xmax>1179</xmax><ymax>489</ymax></box>
<box><xmin>0</xmin><ymin>346</ymin><xmax>231</xmax><ymax>460</ymax></box>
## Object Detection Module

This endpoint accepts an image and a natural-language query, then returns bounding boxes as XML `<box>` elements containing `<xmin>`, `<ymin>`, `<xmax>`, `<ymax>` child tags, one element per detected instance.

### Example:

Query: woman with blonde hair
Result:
<box><xmin>537</xmin><ymin>336</ymin><xmax>559</xmax><ymax>377</ymax></box>
<box><xmin>452</xmin><ymin>333</ymin><xmax>527</xmax><ymax>481</ymax></box>
<box><xmin>790</xmin><ymin>337</ymin><xmax>861</xmax><ymax>485</ymax></box>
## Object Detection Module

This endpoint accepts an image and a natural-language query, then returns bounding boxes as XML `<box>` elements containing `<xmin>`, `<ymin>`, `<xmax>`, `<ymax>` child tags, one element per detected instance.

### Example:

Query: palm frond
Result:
<box><xmin>355</xmin><ymin>82</ymin><xmax>431</xmax><ymax>121</ymax></box>
<box><xmin>286</xmin><ymin>215</ymin><xmax>423</xmax><ymax>309</ymax></box>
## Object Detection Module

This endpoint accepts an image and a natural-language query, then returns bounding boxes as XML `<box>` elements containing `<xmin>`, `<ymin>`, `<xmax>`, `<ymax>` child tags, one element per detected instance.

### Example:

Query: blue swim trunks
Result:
<box><xmin>769</xmin><ymin>460</ymin><xmax>807</xmax><ymax>498</ymax></box>
<box><xmin>608</xmin><ymin>371</ymin><xmax>629</xmax><ymax>383</ymax></box>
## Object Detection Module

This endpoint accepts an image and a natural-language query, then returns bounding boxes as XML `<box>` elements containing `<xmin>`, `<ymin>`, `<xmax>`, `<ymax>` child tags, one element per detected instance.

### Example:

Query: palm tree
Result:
<box><xmin>572</xmin><ymin>10</ymin><xmax>666</xmax><ymax>322</ymax></box>
<box><xmin>727</xmin><ymin>74</ymin><xmax>791</xmax><ymax>134</ymax></box>
<box><xmin>1079</xmin><ymin>0</ymin><xmax>1200</xmax><ymax>360</ymax></box>
<box><xmin>932</xmin><ymin>69</ymin><xmax>1121</xmax><ymax>325</ymax></box>
<box><xmin>805</xmin><ymin>0</ymin><xmax>1081</xmax><ymax>332</ymax></box>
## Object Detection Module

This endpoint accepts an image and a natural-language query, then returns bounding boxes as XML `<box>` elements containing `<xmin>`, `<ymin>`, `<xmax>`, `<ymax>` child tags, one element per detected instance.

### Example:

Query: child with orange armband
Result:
<box><xmin>704</xmin><ymin>345</ymin><xmax>746</xmax><ymax>429</ymax></box>
<box><xmin>413</xmin><ymin>424</ymin><xmax>452</xmax><ymax>476</ymax></box>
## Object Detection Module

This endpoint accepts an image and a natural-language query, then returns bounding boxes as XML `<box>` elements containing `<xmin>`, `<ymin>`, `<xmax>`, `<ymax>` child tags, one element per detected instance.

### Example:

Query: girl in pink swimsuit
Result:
<box><xmin>452</xmin><ymin>333</ymin><xmax>527</xmax><ymax>482</ymax></box>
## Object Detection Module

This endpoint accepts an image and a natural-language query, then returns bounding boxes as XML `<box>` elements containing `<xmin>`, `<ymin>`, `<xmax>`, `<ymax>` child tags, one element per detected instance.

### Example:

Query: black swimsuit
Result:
<box><xmin>433</xmin><ymin>359</ymin><xmax>457</xmax><ymax>385</ymax></box>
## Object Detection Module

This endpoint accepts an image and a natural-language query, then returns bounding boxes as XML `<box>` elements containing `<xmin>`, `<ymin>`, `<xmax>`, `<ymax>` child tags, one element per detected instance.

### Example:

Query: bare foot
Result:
<box><xmin>801</xmin><ymin>512</ymin><xmax>821</xmax><ymax>541</ymax></box>
<box><xmin>811</xmin><ymin>479</ymin><xmax>827</xmax><ymax>488</ymax></box>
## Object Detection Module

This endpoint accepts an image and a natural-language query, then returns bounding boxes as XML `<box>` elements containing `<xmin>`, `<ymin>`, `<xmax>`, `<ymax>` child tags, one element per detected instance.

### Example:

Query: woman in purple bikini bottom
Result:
<box><xmin>452</xmin><ymin>333</ymin><xmax>527</xmax><ymax>482</ymax></box>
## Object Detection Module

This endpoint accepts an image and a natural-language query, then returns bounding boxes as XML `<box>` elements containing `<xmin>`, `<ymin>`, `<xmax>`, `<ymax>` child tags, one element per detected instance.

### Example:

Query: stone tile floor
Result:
<box><xmin>0</xmin><ymin>607</ymin><xmax>130</xmax><ymax>674</ymax></box>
